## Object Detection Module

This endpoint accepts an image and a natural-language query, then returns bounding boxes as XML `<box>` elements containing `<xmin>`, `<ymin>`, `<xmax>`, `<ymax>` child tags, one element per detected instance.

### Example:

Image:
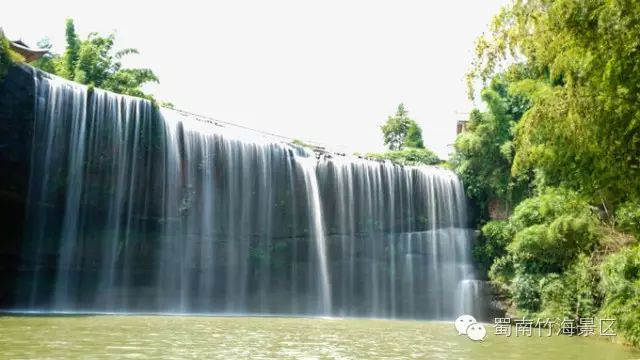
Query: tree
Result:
<box><xmin>32</xmin><ymin>19</ymin><xmax>159</xmax><ymax>100</ymax></box>
<box><xmin>600</xmin><ymin>245</ymin><xmax>640</xmax><ymax>346</ymax></box>
<box><xmin>61</xmin><ymin>19</ymin><xmax>80</xmax><ymax>79</ymax></box>
<box><xmin>380</xmin><ymin>103</ymin><xmax>425</xmax><ymax>150</ymax></box>
<box><xmin>468</xmin><ymin>0</ymin><xmax>640</xmax><ymax>208</ymax></box>
<box><xmin>463</xmin><ymin>0</ymin><xmax>640</xmax><ymax>344</ymax></box>
<box><xmin>405</xmin><ymin>122</ymin><xmax>424</xmax><ymax>149</ymax></box>
<box><xmin>487</xmin><ymin>189</ymin><xmax>601</xmax><ymax>319</ymax></box>
<box><xmin>373</xmin><ymin>103</ymin><xmax>439</xmax><ymax>165</ymax></box>
<box><xmin>0</xmin><ymin>29</ymin><xmax>27</xmax><ymax>82</ymax></box>
<box><xmin>452</xmin><ymin>69</ymin><xmax>531</xmax><ymax>219</ymax></box>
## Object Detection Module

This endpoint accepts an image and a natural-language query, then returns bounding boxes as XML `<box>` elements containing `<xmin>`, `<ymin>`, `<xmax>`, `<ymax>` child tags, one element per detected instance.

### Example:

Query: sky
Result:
<box><xmin>2</xmin><ymin>0</ymin><xmax>508</xmax><ymax>158</ymax></box>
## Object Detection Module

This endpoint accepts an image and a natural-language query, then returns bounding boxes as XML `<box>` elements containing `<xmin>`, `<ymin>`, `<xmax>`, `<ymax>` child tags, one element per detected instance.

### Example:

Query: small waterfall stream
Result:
<box><xmin>16</xmin><ymin>73</ymin><xmax>485</xmax><ymax>319</ymax></box>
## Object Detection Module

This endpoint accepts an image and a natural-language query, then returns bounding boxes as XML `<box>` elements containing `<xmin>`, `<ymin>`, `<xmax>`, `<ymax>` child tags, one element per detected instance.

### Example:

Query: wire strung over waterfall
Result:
<box><xmin>165</xmin><ymin>106</ymin><xmax>329</xmax><ymax>153</ymax></box>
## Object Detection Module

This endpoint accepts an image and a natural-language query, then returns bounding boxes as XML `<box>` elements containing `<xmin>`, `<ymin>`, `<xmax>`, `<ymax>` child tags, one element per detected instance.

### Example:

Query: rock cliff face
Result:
<box><xmin>0</xmin><ymin>64</ymin><xmax>38</xmax><ymax>307</ymax></box>
<box><xmin>0</xmin><ymin>65</ymin><xmax>494</xmax><ymax>320</ymax></box>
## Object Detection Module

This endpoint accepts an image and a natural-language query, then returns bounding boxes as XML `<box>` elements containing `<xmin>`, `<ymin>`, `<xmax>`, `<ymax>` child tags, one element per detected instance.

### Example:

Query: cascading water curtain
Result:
<box><xmin>17</xmin><ymin>73</ymin><xmax>485</xmax><ymax>320</ymax></box>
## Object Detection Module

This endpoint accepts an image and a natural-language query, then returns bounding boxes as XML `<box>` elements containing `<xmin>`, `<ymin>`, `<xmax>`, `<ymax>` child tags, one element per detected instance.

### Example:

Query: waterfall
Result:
<box><xmin>16</xmin><ymin>73</ymin><xmax>484</xmax><ymax>319</ymax></box>
<box><xmin>456</xmin><ymin>279</ymin><xmax>485</xmax><ymax>317</ymax></box>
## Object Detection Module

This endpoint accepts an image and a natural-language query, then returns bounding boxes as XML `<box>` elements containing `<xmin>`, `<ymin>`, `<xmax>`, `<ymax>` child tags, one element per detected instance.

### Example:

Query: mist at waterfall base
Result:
<box><xmin>12</xmin><ymin>73</ymin><xmax>486</xmax><ymax>320</ymax></box>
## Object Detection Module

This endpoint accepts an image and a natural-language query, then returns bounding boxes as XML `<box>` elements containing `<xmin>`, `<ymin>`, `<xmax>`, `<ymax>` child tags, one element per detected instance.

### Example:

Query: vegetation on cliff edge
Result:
<box><xmin>368</xmin><ymin>103</ymin><xmax>440</xmax><ymax>166</ymax></box>
<box><xmin>32</xmin><ymin>19</ymin><xmax>159</xmax><ymax>100</ymax></box>
<box><xmin>0</xmin><ymin>32</ymin><xmax>24</xmax><ymax>84</ymax></box>
<box><xmin>456</xmin><ymin>0</ymin><xmax>640</xmax><ymax>346</ymax></box>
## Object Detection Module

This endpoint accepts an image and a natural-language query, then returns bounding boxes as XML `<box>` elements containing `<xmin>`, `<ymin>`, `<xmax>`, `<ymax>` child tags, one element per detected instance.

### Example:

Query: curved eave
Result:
<box><xmin>10</xmin><ymin>42</ymin><xmax>49</xmax><ymax>63</ymax></box>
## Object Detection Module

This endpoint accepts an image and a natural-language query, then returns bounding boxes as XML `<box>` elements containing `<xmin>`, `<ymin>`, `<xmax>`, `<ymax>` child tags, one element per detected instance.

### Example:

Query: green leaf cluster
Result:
<box><xmin>380</xmin><ymin>104</ymin><xmax>426</xmax><ymax>151</ymax></box>
<box><xmin>0</xmin><ymin>31</ymin><xmax>25</xmax><ymax>83</ymax></box>
<box><xmin>366</xmin><ymin>147</ymin><xmax>440</xmax><ymax>166</ymax></box>
<box><xmin>458</xmin><ymin>0</ymin><xmax>640</xmax><ymax>344</ymax></box>
<box><xmin>473</xmin><ymin>220</ymin><xmax>512</xmax><ymax>273</ymax></box>
<box><xmin>373</xmin><ymin>104</ymin><xmax>439</xmax><ymax>166</ymax></box>
<box><xmin>488</xmin><ymin>189</ymin><xmax>601</xmax><ymax>319</ymax></box>
<box><xmin>470</xmin><ymin>0</ymin><xmax>640</xmax><ymax>207</ymax></box>
<box><xmin>33</xmin><ymin>19</ymin><xmax>158</xmax><ymax>100</ymax></box>
<box><xmin>615</xmin><ymin>201</ymin><xmax>640</xmax><ymax>240</ymax></box>
<box><xmin>452</xmin><ymin>70</ymin><xmax>532</xmax><ymax>219</ymax></box>
<box><xmin>600</xmin><ymin>245</ymin><xmax>640</xmax><ymax>346</ymax></box>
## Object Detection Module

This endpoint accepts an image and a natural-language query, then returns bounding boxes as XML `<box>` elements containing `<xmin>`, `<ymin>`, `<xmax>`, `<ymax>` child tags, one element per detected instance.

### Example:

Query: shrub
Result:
<box><xmin>0</xmin><ymin>32</ymin><xmax>24</xmax><ymax>84</ymax></box>
<box><xmin>509</xmin><ymin>188</ymin><xmax>595</xmax><ymax>230</ymax></box>
<box><xmin>537</xmin><ymin>255</ymin><xmax>600</xmax><ymax>321</ymax></box>
<box><xmin>615</xmin><ymin>200</ymin><xmax>640</xmax><ymax>240</ymax></box>
<box><xmin>600</xmin><ymin>245</ymin><xmax>640</xmax><ymax>346</ymax></box>
<box><xmin>366</xmin><ymin>147</ymin><xmax>440</xmax><ymax>166</ymax></box>
<box><xmin>474</xmin><ymin>220</ymin><xmax>513</xmax><ymax>272</ymax></box>
<box><xmin>489</xmin><ymin>188</ymin><xmax>603</xmax><ymax>321</ymax></box>
<box><xmin>488</xmin><ymin>254</ymin><xmax>514</xmax><ymax>288</ymax></box>
<box><xmin>511</xmin><ymin>273</ymin><xmax>542</xmax><ymax>313</ymax></box>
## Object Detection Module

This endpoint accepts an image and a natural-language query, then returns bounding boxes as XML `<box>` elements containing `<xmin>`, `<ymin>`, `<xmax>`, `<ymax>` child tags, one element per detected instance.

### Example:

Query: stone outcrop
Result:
<box><xmin>0</xmin><ymin>64</ymin><xmax>38</xmax><ymax>307</ymax></box>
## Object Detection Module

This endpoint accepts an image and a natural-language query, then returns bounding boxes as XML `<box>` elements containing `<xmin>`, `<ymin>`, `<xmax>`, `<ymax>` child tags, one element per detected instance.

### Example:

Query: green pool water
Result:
<box><xmin>0</xmin><ymin>315</ymin><xmax>638</xmax><ymax>359</ymax></box>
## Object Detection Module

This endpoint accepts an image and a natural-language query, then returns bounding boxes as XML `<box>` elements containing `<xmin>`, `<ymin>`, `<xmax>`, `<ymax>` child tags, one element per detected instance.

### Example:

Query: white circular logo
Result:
<box><xmin>466</xmin><ymin>323</ymin><xmax>487</xmax><ymax>341</ymax></box>
<box><xmin>454</xmin><ymin>314</ymin><xmax>486</xmax><ymax>341</ymax></box>
<box><xmin>454</xmin><ymin>314</ymin><xmax>477</xmax><ymax>335</ymax></box>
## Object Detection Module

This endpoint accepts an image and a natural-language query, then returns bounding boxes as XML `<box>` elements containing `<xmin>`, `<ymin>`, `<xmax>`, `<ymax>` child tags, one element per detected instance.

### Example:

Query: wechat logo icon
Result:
<box><xmin>455</xmin><ymin>314</ymin><xmax>487</xmax><ymax>341</ymax></box>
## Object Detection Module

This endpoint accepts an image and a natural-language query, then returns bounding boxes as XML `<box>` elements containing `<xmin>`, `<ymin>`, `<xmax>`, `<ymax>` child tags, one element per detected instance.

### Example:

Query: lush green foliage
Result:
<box><xmin>537</xmin><ymin>254</ymin><xmax>601</xmax><ymax>320</ymax></box>
<box><xmin>366</xmin><ymin>147</ymin><xmax>440</xmax><ymax>166</ymax></box>
<box><xmin>508</xmin><ymin>191</ymin><xmax>599</xmax><ymax>272</ymax></box>
<box><xmin>600</xmin><ymin>245</ymin><xmax>640</xmax><ymax>346</ymax></box>
<box><xmin>404</xmin><ymin>121</ymin><xmax>424</xmax><ymax>149</ymax></box>
<box><xmin>0</xmin><ymin>35</ymin><xmax>11</xmax><ymax>83</ymax></box>
<box><xmin>470</xmin><ymin>0</ymin><xmax>640</xmax><ymax>207</ymax></box>
<box><xmin>473</xmin><ymin>220</ymin><xmax>512</xmax><ymax>273</ymax></box>
<box><xmin>33</xmin><ymin>19</ymin><xmax>158</xmax><ymax>99</ymax></box>
<box><xmin>452</xmin><ymin>71</ymin><xmax>531</xmax><ymax>217</ymax></box>
<box><xmin>487</xmin><ymin>189</ymin><xmax>601</xmax><ymax>317</ymax></box>
<box><xmin>0</xmin><ymin>32</ymin><xmax>24</xmax><ymax>83</ymax></box>
<box><xmin>374</xmin><ymin>103</ymin><xmax>439</xmax><ymax>165</ymax></box>
<box><xmin>380</xmin><ymin>104</ymin><xmax>425</xmax><ymax>151</ymax></box>
<box><xmin>458</xmin><ymin>0</ymin><xmax>640</xmax><ymax>345</ymax></box>
<box><xmin>61</xmin><ymin>19</ymin><xmax>80</xmax><ymax>79</ymax></box>
<box><xmin>615</xmin><ymin>201</ymin><xmax>640</xmax><ymax>240</ymax></box>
